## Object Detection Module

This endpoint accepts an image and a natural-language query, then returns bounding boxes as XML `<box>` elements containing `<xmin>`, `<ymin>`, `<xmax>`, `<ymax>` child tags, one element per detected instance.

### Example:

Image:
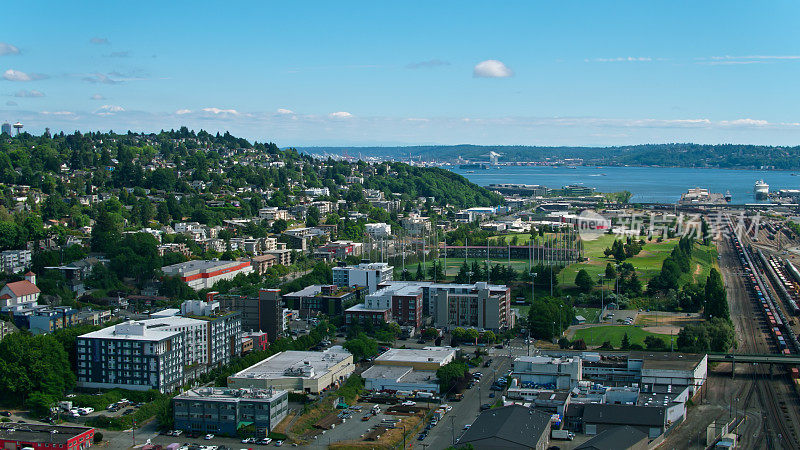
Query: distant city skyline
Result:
<box><xmin>3</xmin><ymin>1</ymin><xmax>800</xmax><ymax>146</ymax></box>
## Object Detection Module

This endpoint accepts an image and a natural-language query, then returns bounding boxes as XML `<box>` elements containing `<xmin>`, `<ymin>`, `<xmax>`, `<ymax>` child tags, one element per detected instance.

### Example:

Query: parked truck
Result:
<box><xmin>551</xmin><ymin>429</ymin><xmax>575</xmax><ymax>440</ymax></box>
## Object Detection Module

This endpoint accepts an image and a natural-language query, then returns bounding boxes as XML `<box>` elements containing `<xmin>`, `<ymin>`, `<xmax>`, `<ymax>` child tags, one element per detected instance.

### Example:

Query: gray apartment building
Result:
<box><xmin>173</xmin><ymin>387</ymin><xmax>289</xmax><ymax>437</ymax></box>
<box><xmin>76</xmin><ymin>321</ymin><xmax>185</xmax><ymax>393</ymax></box>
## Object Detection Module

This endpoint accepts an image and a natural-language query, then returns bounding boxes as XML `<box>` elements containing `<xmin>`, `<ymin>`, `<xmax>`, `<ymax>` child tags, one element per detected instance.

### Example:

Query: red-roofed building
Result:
<box><xmin>0</xmin><ymin>272</ymin><xmax>40</xmax><ymax>311</ymax></box>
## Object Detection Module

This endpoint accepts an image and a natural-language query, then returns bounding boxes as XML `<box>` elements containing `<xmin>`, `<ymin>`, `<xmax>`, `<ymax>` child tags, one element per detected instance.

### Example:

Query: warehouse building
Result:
<box><xmin>0</xmin><ymin>423</ymin><xmax>96</xmax><ymax>450</ymax></box>
<box><xmin>162</xmin><ymin>260</ymin><xmax>253</xmax><ymax>290</ymax></box>
<box><xmin>227</xmin><ymin>347</ymin><xmax>354</xmax><ymax>394</ymax></box>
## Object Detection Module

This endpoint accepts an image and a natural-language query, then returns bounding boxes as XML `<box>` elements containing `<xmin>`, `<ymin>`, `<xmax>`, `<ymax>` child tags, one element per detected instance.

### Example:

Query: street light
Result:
<box><xmin>598</xmin><ymin>274</ymin><xmax>604</xmax><ymax>316</ymax></box>
<box><xmin>528</xmin><ymin>272</ymin><xmax>537</xmax><ymax>356</ymax></box>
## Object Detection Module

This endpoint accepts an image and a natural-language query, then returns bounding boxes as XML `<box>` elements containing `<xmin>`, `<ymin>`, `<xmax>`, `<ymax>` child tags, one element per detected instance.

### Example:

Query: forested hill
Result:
<box><xmin>0</xmin><ymin>128</ymin><xmax>501</xmax><ymax>213</ymax></box>
<box><xmin>301</xmin><ymin>143</ymin><xmax>800</xmax><ymax>170</ymax></box>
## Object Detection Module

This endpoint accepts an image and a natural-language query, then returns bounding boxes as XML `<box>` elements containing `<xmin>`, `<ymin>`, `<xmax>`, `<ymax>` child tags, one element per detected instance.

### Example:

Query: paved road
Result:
<box><xmin>415</xmin><ymin>353</ymin><xmax>513</xmax><ymax>449</ymax></box>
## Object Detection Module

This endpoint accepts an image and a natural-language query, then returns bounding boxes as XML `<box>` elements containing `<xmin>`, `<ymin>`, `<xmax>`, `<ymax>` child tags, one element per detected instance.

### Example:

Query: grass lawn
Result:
<box><xmin>571</xmin><ymin>325</ymin><xmax>673</xmax><ymax>348</ymax></box>
<box><xmin>411</xmin><ymin>257</ymin><xmax>534</xmax><ymax>279</ymax></box>
<box><xmin>561</xmin><ymin>238</ymin><xmax>718</xmax><ymax>290</ymax></box>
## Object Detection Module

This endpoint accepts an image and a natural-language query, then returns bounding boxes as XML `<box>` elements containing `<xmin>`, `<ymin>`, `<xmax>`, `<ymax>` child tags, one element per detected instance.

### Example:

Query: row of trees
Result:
<box><xmin>648</xmin><ymin>236</ymin><xmax>696</xmax><ymax>292</ymax></box>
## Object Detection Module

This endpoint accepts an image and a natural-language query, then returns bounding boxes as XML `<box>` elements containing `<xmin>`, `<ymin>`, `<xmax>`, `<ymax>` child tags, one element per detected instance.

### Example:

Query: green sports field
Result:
<box><xmin>570</xmin><ymin>325</ymin><xmax>673</xmax><ymax>348</ymax></box>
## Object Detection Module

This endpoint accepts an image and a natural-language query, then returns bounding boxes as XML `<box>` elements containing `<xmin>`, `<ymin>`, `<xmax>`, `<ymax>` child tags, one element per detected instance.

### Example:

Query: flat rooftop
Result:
<box><xmin>230</xmin><ymin>347</ymin><xmax>352</xmax><ymax>380</ymax></box>
<box><xmin>0</xmin><ymin>423</ymin><xmax>91</xmax><ymax>444</ymax></box>
<box><xmin>79</xmin><ymin>321</ymin><xmax>182</xmax><ymax>341</ymax></box>
<box><xmin>374</xmin><ymin>347</ymin><xmax>456</xmax><ymax>366</ymax></box>
<box><xmin>346</xmin><ymin>303</ymin><xmax>389</xmax><ymax>313</ymax></box>
<box><xmin>162</xmin><ymin>259</ymin><xmax>244</xmax><ymax>275</ymax></box>
<box><xmin>175</xmin><ymin>387</ymin><xmax>286</xmax><ymax>403</ymax></box>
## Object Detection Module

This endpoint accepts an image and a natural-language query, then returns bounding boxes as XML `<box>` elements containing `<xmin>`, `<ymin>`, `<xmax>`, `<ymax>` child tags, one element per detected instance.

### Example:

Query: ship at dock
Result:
<box><xmin>754</xmin><ymin>180</ymin><xmax>769</xmax><ymax>199</ymax></box>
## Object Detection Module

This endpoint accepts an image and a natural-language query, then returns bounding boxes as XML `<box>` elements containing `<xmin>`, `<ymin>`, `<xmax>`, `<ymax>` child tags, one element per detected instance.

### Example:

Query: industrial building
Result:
<box><xmin>227</xmin><ymin>346</ymin><xmax>354</xmax><ymax>394</ymax></box>
<box><xmin>161</xmin><ymin>260</ymin><xmax>253</xmax><ymax>290</ymax></box>
<box><xmin>173</xmin><ymin>387</ymin><xmax>289</xmax><ymax>437</ymax></box>
<box><xmin>457</xmin><ymin>405</ymin><xmax>552</xmax><ymax>450</ymax></box>
<box><xmin>362</xmin><ymin>347</ymin><xmax>456</xmax><ymax>394</ymax></box>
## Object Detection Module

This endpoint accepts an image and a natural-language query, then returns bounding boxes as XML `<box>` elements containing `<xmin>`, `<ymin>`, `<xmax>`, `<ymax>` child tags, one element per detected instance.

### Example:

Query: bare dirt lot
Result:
<box><xmin>635</xmin><ymin>311</ymin><xmax>704</xmax><ymax>335</ymax></box>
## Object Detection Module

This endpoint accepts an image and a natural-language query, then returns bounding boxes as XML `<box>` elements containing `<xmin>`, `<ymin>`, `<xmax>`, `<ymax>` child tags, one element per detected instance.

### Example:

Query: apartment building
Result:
<box><xmin>76</xmin><ymin>321</ymin><xmax>185</xmax><ymax>393</ymax></box>
<box><xmin>332</xmin><ymin>262</ymin><xmax>393</xmax><ymax>293</ymax></box>
<box><xmin>0</xmin><ymin>249</ymin><xmax>32</xmax><ymax>273</ymax></box>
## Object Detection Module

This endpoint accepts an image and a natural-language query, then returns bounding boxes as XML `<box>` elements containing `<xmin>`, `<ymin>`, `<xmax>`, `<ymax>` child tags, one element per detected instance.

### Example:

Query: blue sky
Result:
<box><xmin>3</xmin><ymin>0</ymin><xmax>800</xmax><ymax>146</ymax></box>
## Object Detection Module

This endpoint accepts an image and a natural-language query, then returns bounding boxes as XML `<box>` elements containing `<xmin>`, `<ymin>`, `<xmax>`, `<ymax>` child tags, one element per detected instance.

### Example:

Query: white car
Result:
<box><xmin>401</xmin><ymin>401</ymin><xmax>416</xmax><ymax>406</ymax></box>
<box><xmin>241</xmin><ymin>437</ymin><xmax>256</xmax><ymax>444</ymax></box>
<box><xmin>463</xmin><ymin>424</ymin><xmax>471</xmax><ymax>430</ymax></box>
<box><xmin>204</xmin><ymin>434</ymin><xmax>215</xmax><ymax>440</ymax></box>
<box><xmin>441</xmin><ymin>404</ymin><xmax>453</xmax><ymax>412</ymax></box>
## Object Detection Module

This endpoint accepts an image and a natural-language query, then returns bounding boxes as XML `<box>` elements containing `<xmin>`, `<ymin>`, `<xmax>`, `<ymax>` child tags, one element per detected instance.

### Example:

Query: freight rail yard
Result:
<box><xmin>715</xmin><ymin>214</ymin><xmax>800</xmax><ymax>449</ymax></box>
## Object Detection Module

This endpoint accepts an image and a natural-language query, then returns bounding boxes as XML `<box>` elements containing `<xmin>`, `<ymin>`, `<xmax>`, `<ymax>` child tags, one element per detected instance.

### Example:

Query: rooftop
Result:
<box><xmin>79</xmin><ymin>321</ymin><xmax>182</xmax><ymax>341</ymax></box>
<box><xmin>374</xmin><ymin>347</ymin><xmax>456</xmax><ymax>366</ymax></box>
<box><xmin>230</xmin><ymin>347</ymin><xmax>352</xmax><ymax>381</ymax></box>
<box><xmin>162</xmin><ymin>259</ymin><xmax>247</xmax><ymax>274</ymax></box>
<box><xmin>576</xmin><ymin>425</ymin><xmax>648</xmax><ymax>450</ymax></box>
<box><xmin>0</xmin><ymin>423</ymin><xmax>92</xmax><ymax>444</ymax></box>
<box><xmin>175</xmin><ymin>387</ymin><xmax>286</xmax><ymax>403</ymax></box>
<box><xmin>458</xmin><ymin>405</ymin><xmax>551</xmax><ymax>448</ymax></box>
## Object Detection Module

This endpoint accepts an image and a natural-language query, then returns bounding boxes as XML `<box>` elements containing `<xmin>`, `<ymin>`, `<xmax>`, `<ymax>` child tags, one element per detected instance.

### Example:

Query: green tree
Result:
<box><xmin>605</xmin><ymin>263</ymin><xmax>616</xmax><ymax>279</ymax></box>
<box><xmin>704</xmin><ymin>269</ymin><xmax>729</xmax><ymax>320</ymax></box>
<box><xmin>436</xmin><ymin>361</ymin><xmax>468</xmax><ymax>393</ymax></box>
<box><xmin>575</xmin><ymin>269</ymin><xmax>594</xmax><ymax>293</ymax></box>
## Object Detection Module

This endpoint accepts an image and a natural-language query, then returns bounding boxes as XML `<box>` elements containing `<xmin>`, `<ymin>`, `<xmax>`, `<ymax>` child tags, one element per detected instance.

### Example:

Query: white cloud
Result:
<box><xmin>175</xmin><ymin>109</ymin><xmax>192</xmax><ymax>115</ymax></box>
<box><xmin>0</xmin><ymin>43</ymin><xmax>20</xmax><ymax>56</ymax></box>
<box><xmin>277</xmin><ymin>108</ymin><xmax>295</xmax><ymax>115</ymax></box>
<box><xmin>41</xmin><ymin>111</ymin><xmax>76</xmax><ymax>116</ymax></box>
<box><xmin>3</xmin><ymin>69</ymin><xmax>48</xmax><ymax>81</ymax></box>
<box><xmin>585</xmin><ymin>56</ymin><xmax>653</xmax><ymax>63</ymax></box>
<box><xmin>329</xmin><ymin>111</ymin><xmax>353</xmax><ymax>119</ymax></box>
<box><xmin>82</xmin><ymin>73</ymin><xmax>121</xmax><ymax>84</ymax></box>
<box><xmin>90</xmin><ymin>37</ymin><xmax>109</xmax><ymax>45</ymax></box>
<box><xmin>473</xmin><ymin>60</ymin><xmax>513</xmax><ymax>78</ymax></box>
<box><xmin>14</xmin><ymin>89</ymin><xmax>44</xmax><ymax>98</ymax></box>
<box><xmin>95</xmin><ymin>105</ymin><xmax>124</xmax><ymax>116</ymax></box>
<box><xmin>720</xmin><ymin>118</ymin><xmax>769</xmax><ymax>126</ymax></box>
<box><xmin>201</xmin><ymin>107</ymin><xmax>239</xmax><ymax>115</ymax></box>
<box><xmin>90</xmin><ymin>93</ymin><xmax>105</xmax><ymax>100</ymax></box>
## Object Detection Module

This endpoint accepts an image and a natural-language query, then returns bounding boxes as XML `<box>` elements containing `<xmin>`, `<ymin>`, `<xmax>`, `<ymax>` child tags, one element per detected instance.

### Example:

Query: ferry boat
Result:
<box><xmin>754</xmin><ymin>180</ymin><xmax>769</xmax><ymax>199</ymax></box>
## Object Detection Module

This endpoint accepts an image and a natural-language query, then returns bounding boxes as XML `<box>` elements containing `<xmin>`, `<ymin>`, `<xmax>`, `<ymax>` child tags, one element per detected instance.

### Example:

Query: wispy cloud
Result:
<box><xmin>175</xmin><ymin>109</ymin><xmax>192</xmax><ymax>115</ymax></box>
<box><xmin>105</xmin><ymin>51</ymin><xmax>131</xmax><ymax>58</ymax></box>
<box><xmin>90</xmin><ymin>37</ymin><xmax>109</xmax><ymax>45</ymax></box>
<box><xmin>41</xmin><ymin>110</ymin><xmax>76</xmax><ymax>117</ymax></box>
<box><xmin>3</xmin><ymin>69</ymin><xmax>48</xmax><ymax>81</ymax></box>
<box><xmin>82</xmin><ymin>73</ymin><xmax>122</xmax><ymax>84</ymax></box>
<box><xmin>473</xmin><ymin>60</ymin><xmax>513</xmax><ymax>78</ymax></box>
<box><xmin>201</xmin><ymin>107</ymin><xmax>239</xmax><ymax>115</ymax></box>
<box><xmin>277</xmin><ymin>108</ymin><xmax>295</xmax><ymax>115</ymax></box>
<box><xmin>14</xmin><ymin>89</ymin><xmax>45</xmax><ymax>98</ymax></box>
<box><xmin>697</xmin><ymin>55</ymin><xmax>800</xmax><ymax>65</ymax></box>
<box><xmin>585</xmin><ymin>56</ymin><xmax>654</xmax><ymax>63</ymax></box>
<box><xmin>406</xmin><ymin>59</ymin><xmax>450</xmax><ymax>69</ymax></box>
<box><xmin>329</xmin><ymin>111</ymin><xmax>353</xmax><ymax>119</ymax></box>
<box><xmin>95</xmin><ymin>105</ymin><xmax>124</xmax><ymax>115</ymax></box>
<box><xmin>0</xmin><ymin>43</ymin><xmax>20</xmax><ymax>56</ymax></box>
<box><xmin>90</xmin><ymin>93</ymin><xmax>106</xmax><ymax>100</ymax></box>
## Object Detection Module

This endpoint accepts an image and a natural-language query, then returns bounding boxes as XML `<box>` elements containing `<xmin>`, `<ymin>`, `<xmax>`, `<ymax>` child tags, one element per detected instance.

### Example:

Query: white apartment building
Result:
<box><xmin>332</xmin><ymin>262</ymin><xmax>394</xmax><ymax>293</ymax></box>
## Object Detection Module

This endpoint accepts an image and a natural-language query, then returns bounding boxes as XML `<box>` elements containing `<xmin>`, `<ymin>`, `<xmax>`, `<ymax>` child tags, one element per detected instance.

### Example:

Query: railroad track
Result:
<box><xmin>724</xmin><ymin>228</ymin><xmax>799</xmax><ymax>447</ymax></box>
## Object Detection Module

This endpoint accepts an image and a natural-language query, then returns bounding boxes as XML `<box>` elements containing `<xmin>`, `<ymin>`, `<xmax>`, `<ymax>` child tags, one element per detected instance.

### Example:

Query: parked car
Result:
<box><xmin>258</xmin><ymin>437</ymin><xmax>273</xmax><ymax>445</ymax></box>
<box><xmin>172</xmin><ymin>430</ymin><xmax>183</xmax><ymax>436</ymax></box>
<box><xmin>241</xmin><ymin>437</ymin><xmax>256</xmax><ymax>444</ymax></box>
<box><xmin>275</xmin><ymin>440</ymin><xmax>284</xmax><ymax>447</ymax></box>
<box><xmin>204</xmin><ymin>433</ymin><xmax>214</xmax><ymax>440</ymax></box>
<box><xmin>417</xmin><ymin>433</ymin><xmax>427</xmax><ymax>441</ymax></box>
<box><xmin>401</xmin><ymin>401</ymin><xmax>416</xmax><ymax>406</ymax></box>
<box><xmin>463</xmin><ymin>424</ymin><xmax>472</xmax><ymax>430</ymax></box>
<box><xmin>480</xmin><ymin>404</ymin><xmax>492</xmax><ymax>411</ymax></box>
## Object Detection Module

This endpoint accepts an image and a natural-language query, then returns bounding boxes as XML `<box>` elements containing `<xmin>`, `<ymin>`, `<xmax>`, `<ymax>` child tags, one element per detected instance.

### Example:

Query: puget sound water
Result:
<box><xmin>448</xmin><ymin>165</ymin><xmax>800</xmax><ymax>204</ymax></box>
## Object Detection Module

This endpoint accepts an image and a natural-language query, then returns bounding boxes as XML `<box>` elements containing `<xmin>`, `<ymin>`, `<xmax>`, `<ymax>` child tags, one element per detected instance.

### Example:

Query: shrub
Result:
<box><xmin>93</xmin><ymin>432</ymin><xmax>103</xmax><ymax>443</ymax></box>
